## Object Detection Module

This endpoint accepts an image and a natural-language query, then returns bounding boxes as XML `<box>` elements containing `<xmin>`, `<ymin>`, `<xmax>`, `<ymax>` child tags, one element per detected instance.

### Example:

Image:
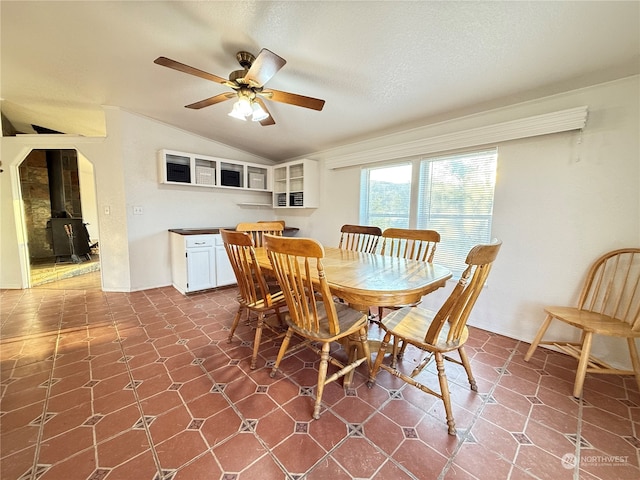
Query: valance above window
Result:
<box><xmin>326</xmin><ymin>106</ymin><xmax>588</xmax><ymax>170</ymax></box>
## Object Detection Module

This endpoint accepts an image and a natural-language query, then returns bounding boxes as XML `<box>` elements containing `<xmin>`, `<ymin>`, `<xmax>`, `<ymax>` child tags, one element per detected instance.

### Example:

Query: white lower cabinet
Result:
<box><xmin>170</xmin><ymin>232</ymin><xmax>235</xmax><ymax>293</ymax></box>
<box><xmin>215</xmin><ymin>235</ymin><xmax>236</xmax><ymax>287</ymax></box>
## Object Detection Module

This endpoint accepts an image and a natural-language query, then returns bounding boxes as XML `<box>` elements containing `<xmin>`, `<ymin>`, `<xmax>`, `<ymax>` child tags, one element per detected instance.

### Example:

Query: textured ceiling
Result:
<box><xmin>1</xmin><ymin>1</ymin><xmax>639</xmax><ymax>161</ymax></box>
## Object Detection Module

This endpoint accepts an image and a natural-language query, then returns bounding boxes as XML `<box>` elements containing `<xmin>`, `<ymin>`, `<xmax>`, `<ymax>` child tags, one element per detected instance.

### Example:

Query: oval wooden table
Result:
<box><xmin>254</xmin><ymin>246</ymin><xmax>452</xmax><ymax>387</ymax></box>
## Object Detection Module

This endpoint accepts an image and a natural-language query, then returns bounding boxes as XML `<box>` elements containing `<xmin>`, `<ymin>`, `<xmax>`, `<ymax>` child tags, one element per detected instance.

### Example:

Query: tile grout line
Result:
<box><xmin>153</xmin><ymin>293</ymin><xmax>237</xmax><ymax>477</ymax></box>
<box><xmin>574</xmin><ymin>392</ymin><xmax>583</xmax><ymax>480</ymax></box>
<box><xmin>631</xmin><ymin>379</ymin><xmax>640</xmax><ymax>469</ymax></box>
<box><xmin>27</xmin><ymin>292</ymin><xmax>66</xmax><ymax>480</ymax></box>
<box><xmin>437</xmin><ymin>339</ymin><xmax>521</xmax><ymax>480</ymax></box>
<box><xmin>301</xmin><ymin>338</ymin><xmax>522</xmax><ymax>480</ymax></box>
<box><xmin>141</xmin><ymin>291</ymin><xmax>291</xmax><ymax>479</ymax></box>
<box><xmin>507</xmin><ymin>348</ymin><xmax>551</xmax><ymax>479</ymax></box>
<box><xmin>538</xmin><ymin>349</ymin><xmax>581</xmax><ymax>479</ymax></box>
<box><xmin>295</xmin><ymin>381</ymin><xmax>412</xmax><ymax>480</ymax></box>
<box><xmin>302</xmin><ymin>345</ymin><xmax>475</xmax><ymax>480</ymax></box>
<box><xmin>353</xmin><ymin>381</ymin><xmax>422</xmax><ymax>480</ymax></box>
<box><xmin>192</xmin><ymin>320</ymin><xmax>296</xmax><ymax>479</ymax></box>
<box><xmin>87</xmin><ymin>303</ymin><xmax>103</xmax><ymax>480</ymax></box>
<box><xmin>190</xmin><ymin>329</ymin><xmax>383</xmax><ymax>479</ymax></box>
<box><xmin>106</xmin><ymin>293</ymin><xmax>167</xmax><ymax>480</ymax></box>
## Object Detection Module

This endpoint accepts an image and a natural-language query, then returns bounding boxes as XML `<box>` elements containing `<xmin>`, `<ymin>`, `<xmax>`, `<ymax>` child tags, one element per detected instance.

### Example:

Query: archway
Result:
<box><xmin>17</xmin><ymin>148</ymin><xmax>101</xmax><ymax>287</ymax></box>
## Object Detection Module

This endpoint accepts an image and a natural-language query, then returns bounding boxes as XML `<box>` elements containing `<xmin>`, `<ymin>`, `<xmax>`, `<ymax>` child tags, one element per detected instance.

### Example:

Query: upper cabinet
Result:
<box><xmin>159</xmin><ymin>149</ymin><xmax>271</xmax><ymax>192</ymax></box>
<box><xmin>273</xmin><ymin>159</ymin><xmax>319</xmax><ymax>208</ymax></box>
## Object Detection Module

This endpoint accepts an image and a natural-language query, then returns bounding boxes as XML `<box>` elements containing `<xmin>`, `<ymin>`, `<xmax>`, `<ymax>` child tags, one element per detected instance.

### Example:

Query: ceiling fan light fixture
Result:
<box><xmin>251</xmin><ymin>102</ymin><xmax>269</xmax><ymax>122</ymax></box>
<box><xmin>228</xmin><ymin>102</ymin><xmax>248</xmax><ymax>120</ymax></box>
<box><xmin>237</xmin><ymin>95</ymin><xmax>253</xmax><ymax>117</ymax></box>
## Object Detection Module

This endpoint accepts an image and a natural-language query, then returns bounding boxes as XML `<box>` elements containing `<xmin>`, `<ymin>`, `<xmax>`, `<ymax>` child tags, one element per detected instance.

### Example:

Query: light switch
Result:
<box><xmin>104</xmin><ymin>206</ymin><xmax>111</xmax><ymax>215</ymax></box>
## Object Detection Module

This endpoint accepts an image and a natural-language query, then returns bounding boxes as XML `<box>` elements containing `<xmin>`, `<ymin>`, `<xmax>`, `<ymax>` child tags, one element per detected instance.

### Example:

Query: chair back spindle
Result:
<box><xmin>265</xmin><ymin>235</ymin><xmax>341</xmax><ymax>336</ymax></box>
<box><xmin>338</xmin><ymin>224</ymin><xmax>382</xmax><ymax>254</ymax></box>
<box><xmin>424</xmin><ymin>241</ymin><xmax>501</xmax><ymax>345</ymax></box>
<box><xmin>221</xmin><ymin>229</ymin><xmax>273</xmax><ymax>307</ymax></box>
<box><xmin>236</xmin><ymin>221</ymin><xmax>284</xmax><ymax>248</ymax></box>
<box><xmin>578</xmin><ymin>249</ymin><xmax>640</xmax><ymax>331</ymax></box>
<box><xmin>380</xmin><ymin>228</ymin><xmax>440</xmax><ymax>263</ymax></box>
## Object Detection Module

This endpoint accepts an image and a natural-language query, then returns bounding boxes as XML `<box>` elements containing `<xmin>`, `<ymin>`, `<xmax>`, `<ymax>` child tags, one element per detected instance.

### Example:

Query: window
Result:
<box><xmin>359</xmin><ymin>163</ymin><xmax>412</xmax><ymax>231</ymax></box>
<box><xmin>360</xmin><ymin>149</ymin><xmax>497</xmax><ymax>277</ymax></box>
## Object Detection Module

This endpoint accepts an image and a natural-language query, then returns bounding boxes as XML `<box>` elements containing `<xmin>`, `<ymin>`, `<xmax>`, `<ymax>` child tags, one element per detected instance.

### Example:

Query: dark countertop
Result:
<box><xmin>169</xmin><ymin>227</ymin><xmax>299</xmax><ymax>236</ymax></box>
<box><xmin>169</xmin><ymin>228</ymin><xmax>232</xmax><ymax>235</ymax></box>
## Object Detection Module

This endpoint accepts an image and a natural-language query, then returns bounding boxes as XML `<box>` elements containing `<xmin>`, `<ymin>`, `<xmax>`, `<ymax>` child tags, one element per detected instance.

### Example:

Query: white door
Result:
<box><xmin>186</xmin><ymin>246</ymin><xmax>216</xmax><ymax>292</ymax></box>
<box><xmin>215</xmin><ymin>246</ymin><xmax>236</xmax><ymax>287</ymax></box>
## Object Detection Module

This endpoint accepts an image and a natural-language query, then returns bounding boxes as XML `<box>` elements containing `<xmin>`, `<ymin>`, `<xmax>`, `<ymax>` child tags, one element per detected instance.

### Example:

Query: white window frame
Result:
<box><xmin>359</xmin><ymin>149</ymin><xmax>498</xmax><ymax>277</ymax></box>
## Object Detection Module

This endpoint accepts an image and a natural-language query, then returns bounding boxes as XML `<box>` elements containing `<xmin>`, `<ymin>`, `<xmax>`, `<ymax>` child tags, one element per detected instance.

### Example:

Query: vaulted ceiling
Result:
<box><xmin>1</xmin><ymin>1</ymin><xmax>638</xmax><ymax>161</ymax></box>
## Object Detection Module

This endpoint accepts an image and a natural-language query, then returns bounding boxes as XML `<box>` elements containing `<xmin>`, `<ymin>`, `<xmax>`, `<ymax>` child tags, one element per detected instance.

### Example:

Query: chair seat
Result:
<box><xmin>545</xmin><ymin>306</ymin><xmax>640</xmax><ymax>337</ymax></box>
<box><xmin>380</xmin><ymin>307</ymin><xmax>469</xmax><ymax>352</ymax></box>
<box><xmin>284</xmin><ymin>302</ymin><xmax>367</xmax><ymax>342</ymax></box>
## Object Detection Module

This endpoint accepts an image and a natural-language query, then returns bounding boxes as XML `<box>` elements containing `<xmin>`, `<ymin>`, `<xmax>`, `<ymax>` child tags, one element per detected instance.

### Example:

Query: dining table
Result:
<box><xmin>253</xmin><ymin>245</ymin><xmax>452</xmax><ymax>387</ymax></box>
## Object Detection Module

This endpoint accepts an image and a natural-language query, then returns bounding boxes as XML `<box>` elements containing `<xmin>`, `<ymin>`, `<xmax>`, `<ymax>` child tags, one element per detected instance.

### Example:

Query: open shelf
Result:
<box><xmin>159</xmin><ymin>149</ymin><xmax>272</xmax><ymax>192</ymax></box>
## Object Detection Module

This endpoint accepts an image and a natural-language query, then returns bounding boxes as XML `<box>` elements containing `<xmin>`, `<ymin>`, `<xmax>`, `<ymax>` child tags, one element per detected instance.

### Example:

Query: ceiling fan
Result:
<box><xmin>154</xmin><ymin>49</ymin><xmax>325</xmax><ymax>126</ymax></box>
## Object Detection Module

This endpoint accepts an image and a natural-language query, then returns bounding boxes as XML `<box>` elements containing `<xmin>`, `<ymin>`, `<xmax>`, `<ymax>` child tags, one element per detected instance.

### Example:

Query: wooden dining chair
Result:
<box><xmin>220</xmin><ymin>229</ymin><xmax>288</xmax><ymax>369</ymax></box>
<box><xmin>338</xmin><ymin>224</ymin><xmax>382</xmax><ymax>254</ymax></box>
<box><xmin>376</xmin><ymin>228</ymin><xmax>441</xmax><ymax>360</ymax></box>
<box><xmin>264</xmin><ymin>234</ymin><xmax>371</xmax><ymax>420</ymax></box>
<box><xmin>524</xmin><ymin>248</ymin><xmax>640</xmax><ymax>398</ymax></box>
<box><xmin>236</xmin><ymin>221</ymin><xmax>284</xmax><ymax>247</ymax></box>
<box><xmin>368</xmin><ymin>240</ymin><xmax>502</xmax><ymax>435</ymax></box>
<box><xmin>258</xmin><ymin>219</ymin><xmax>286</xmax><ymax>228</ymax></box>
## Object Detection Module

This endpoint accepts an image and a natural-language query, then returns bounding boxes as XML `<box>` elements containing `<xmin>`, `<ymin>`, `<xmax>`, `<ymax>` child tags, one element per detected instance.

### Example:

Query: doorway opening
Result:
<box><xmin>19</xmin><ymin>149</ymin><xmax>101</xmax><ymax>287</ymax></box>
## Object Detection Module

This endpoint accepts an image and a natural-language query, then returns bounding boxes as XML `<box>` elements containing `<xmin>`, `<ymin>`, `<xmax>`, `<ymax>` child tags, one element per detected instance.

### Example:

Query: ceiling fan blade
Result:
<box><xmin>255</xmin><ymin>98</ymin><xmax>275</xmax><ymax>126</ymax></box>
<box><xmin>244</xmin><ymin>49</ymin><xmax>286</xmax><ymax>87</ymax></box>
<box><xmin>185</xmin><ymin>93</ymin><xmax>235</xmax><ymax>109</ymax></box>
<box><xmin>154</xmin><ymin>56</ymin><xmax>229</xmax><ymax>85</ymax></box>
<box><xmin>262</xmin><ymin>89</ymin><xmax>325</xmax><ymax>111</ymax></box>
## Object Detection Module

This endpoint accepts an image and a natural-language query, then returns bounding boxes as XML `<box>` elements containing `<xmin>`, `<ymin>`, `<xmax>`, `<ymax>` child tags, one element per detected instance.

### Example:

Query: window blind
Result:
<box><xmin>417</xmin><ymin>149</ymin><xmax>497</xmax><ymax>277</ymax></box>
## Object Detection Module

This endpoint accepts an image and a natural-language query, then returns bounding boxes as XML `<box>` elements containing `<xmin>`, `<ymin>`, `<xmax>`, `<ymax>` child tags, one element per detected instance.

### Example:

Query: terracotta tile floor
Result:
<box><xmin>1</xmin><ymin>271</ymin><xmax>639</xmax><ymax>479</ymax></box>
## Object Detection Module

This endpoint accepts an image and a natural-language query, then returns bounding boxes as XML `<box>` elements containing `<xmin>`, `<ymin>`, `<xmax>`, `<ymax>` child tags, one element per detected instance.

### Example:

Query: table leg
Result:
<box><xmin>342</xmin><ymin>303</ymin><xmax>371</xmax><ymax>389</ymax></box>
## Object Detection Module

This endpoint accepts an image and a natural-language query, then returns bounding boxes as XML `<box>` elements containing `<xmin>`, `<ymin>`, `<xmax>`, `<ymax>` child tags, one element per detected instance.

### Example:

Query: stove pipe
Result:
<box><xmin>46</xmin><ymin>150</ymin><xmax>67</xmax><ymax>218</ymax></box>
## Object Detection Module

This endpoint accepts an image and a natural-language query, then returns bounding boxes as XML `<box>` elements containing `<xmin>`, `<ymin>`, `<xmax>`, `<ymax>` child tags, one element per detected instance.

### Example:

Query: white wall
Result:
<box><xmin>77</xmin><ymin>153</ymin><xmax>99</xmax><ymax>243</ymax></box>
<box><xmin>1</xmin><ymin>134</ymin><xmax>132</xmax><ymax>291</ymax></box>
<box><xmin>112</xmin><ymin>108</ymin><xmax>275</xmax><ymax>291</ymax></box>
<box><xmin>2</xmin><ymin>76</ymin><xmax>638</xmax><ymax>369</ymax></box>
<box><xmin>299</xmin><ymin>75</ymin><xmax>640</xmax><ymax>369</ymax></box>
<box><xmin>0</xmin><ymin>109</ymin><xmax>274</xmax><ymax>291</ymax></box>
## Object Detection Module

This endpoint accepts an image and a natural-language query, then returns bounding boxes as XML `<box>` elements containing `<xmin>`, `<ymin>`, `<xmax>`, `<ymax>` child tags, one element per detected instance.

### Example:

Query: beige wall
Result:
<box><xmin>289</xmin><ymin>75</ymin><xmax>640</xmax><ymax>370</ymax></box>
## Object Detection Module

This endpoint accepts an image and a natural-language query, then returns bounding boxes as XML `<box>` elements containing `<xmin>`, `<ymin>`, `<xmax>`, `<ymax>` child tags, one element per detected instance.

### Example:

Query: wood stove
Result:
<box><xmin>48</xmin><ymin>217</ymin><xmax>91</xmax><ymax>262</ymax></box>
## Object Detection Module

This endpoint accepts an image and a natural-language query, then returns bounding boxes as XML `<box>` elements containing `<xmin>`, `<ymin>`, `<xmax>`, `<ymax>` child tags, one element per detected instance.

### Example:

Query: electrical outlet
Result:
<box><xmin>133</xmin><ymin>206</ymin><xmax>143</xmax><ymax>215</ymax></box>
